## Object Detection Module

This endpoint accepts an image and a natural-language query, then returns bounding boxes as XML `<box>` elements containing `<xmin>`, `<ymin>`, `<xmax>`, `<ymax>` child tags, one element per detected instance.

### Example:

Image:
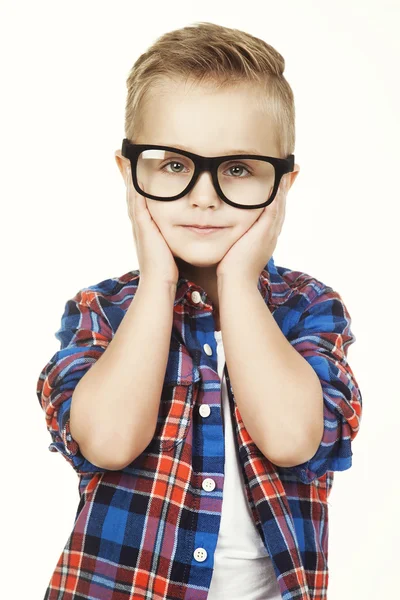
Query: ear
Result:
<box><xmin>114</xmin><ymin>150</ymin><xmax>130</xmax><ymax>181</ymax></box>
<box><xmin>286</xmin><ymin>163</ymin><xmax>300</xmax><ymax>191</ymax></box>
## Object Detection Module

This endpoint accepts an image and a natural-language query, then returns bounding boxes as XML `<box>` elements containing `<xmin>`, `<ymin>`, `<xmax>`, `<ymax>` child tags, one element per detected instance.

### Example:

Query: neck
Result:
<box><xmin>176</xmin><ymin>258</ymin><xmax>220</xmax><ymax>330</ymax></box>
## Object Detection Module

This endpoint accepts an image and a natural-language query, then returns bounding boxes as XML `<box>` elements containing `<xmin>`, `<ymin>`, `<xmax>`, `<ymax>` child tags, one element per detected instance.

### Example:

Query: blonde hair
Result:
<box><xmin>124</xmin><ymin>21</ymin><xmax>295</xmax><ymax>158</ymax></box>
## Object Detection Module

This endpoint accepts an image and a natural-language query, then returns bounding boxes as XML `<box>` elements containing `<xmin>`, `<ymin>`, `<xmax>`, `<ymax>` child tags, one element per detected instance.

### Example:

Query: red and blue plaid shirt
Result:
<box><xmin>37</xmin><ymin>256</ymin><xmax>362</xmax><ymax>599</ymax></box>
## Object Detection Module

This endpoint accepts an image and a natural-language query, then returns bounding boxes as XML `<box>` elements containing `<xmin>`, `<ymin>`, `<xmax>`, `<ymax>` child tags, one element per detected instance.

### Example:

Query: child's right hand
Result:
<box><xmin>126</xmin><ymin>166</ymin><xmax>179</xmax><ymax>287</ymax></box>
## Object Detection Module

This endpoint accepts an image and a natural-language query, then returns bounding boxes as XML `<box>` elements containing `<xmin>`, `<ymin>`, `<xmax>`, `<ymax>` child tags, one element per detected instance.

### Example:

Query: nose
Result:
<box><xmin>187</xmin><ymin>170</ymin><xmax>221</xmax><ymax>205</ymax></box>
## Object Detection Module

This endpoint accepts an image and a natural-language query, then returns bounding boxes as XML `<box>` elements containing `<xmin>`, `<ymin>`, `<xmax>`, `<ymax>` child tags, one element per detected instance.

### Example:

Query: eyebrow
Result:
<box><xmin>167</xmin><ymin>143</ymin><xmax>264</xmax><ymax>155</ymax></box>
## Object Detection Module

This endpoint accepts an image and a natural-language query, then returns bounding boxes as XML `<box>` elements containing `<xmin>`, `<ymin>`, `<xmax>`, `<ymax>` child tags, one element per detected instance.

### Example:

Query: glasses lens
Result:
<box><xmin>218</xmin><ymin>159</ymin><xmax>275</xmax><ymax>206</ymax></box>
<box><xmin>136</xmin><ymin>149</ymin><xmax>276</xmax><ymax>206</ymax></box>
<box><xmin>137</xmin><ymin>148</ymin><xmax>194</xmax><ymax>198</ymax></box>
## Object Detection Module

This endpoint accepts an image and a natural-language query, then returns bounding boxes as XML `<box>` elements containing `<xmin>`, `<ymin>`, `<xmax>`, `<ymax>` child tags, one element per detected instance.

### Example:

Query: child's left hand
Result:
<box><xmin>216</xmin><ymin>177</ymin><xmax>288</xmax><ymax>284</ymax></box>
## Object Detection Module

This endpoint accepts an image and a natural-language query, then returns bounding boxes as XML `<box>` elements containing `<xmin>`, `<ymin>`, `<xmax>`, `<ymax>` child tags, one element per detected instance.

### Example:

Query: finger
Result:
<box><xmin>125</xmin><ymin>166</ymin><xmax>135</xmax><ymax>223</ymax></box>
<box><xmin>265</xmin><ymin>182</ymin><xmax>283</xmax><ymax>221</ymax></box>
<box><xmin>261</xmin><ymin>189</ymin><xmax>279</xmax><ymax>224</ymax></box>
<box><xmin>126</xmin><ymin>167</ymin><xmax>144</xmax><ymax>237</ymax></box>
<box><xmin>276</xmin><ymin>184</ymin><xmax>287</xmax><ymax>234</ymax></box>
<box><xmin>259</xmin><ymin>185</ymin><xmax>283</xmax><ymax>235</ymax></box>
<box><xmin>131</xmin><ymin>176</ymin><xmax>151</xmax><ymax>231</ymax></box>
<box><xmin>127</xmin><ymin>166</ymin><xmax>144</xmax><ymax>223</ymax></box>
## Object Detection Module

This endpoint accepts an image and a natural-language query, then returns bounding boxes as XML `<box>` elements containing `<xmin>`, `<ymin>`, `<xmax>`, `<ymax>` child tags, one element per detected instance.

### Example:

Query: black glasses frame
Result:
<box><xmin>121</xmin><ymin>138</ymin><xmax>295</xmax><ymax>210</ymax></box>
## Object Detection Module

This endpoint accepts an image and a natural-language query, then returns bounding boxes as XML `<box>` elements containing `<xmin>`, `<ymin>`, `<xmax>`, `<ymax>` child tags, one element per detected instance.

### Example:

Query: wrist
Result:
<box><xmin>217</xmin><ymin>273</ymin><xmax>257</xmax><ymax>292</ymax></box>
<box><xmin>139</xmin><ymin>276</ymin><xmax>177</xmax><ymax>295</ymax></box>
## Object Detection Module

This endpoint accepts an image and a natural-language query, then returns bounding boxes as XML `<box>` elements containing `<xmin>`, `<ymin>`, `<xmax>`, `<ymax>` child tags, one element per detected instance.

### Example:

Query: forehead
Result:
<box><xmin>137</xmin><ymin>77</ymin><xmax>278</xmax><ymax>157</ymax></box>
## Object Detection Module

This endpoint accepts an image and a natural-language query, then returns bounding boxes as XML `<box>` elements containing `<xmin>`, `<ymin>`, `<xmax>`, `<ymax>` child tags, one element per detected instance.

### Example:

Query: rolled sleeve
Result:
<box><xmin>277</xmin><ymin>285</ymin><xmax>363</xmax><ymax>484</ymax></box>
<box><xmin>36</xmin><ymin>288</ymin><xmax>116</xmax><ymax>474</ymax></box>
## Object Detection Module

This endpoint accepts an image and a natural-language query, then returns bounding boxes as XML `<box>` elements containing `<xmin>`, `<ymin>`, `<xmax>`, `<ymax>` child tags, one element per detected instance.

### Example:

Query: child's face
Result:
<box><xmin>116</xmin><ymin>77</ymin><xmax>298</xmax><ymax>277</ymax></box>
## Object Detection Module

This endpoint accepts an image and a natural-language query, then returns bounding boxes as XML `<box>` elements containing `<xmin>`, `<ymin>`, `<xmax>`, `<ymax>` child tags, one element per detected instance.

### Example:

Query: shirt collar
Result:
<box><xmin>173</xmin><ymin>255</ymin><xmax>293</xmax><ymax>309</ymax></box>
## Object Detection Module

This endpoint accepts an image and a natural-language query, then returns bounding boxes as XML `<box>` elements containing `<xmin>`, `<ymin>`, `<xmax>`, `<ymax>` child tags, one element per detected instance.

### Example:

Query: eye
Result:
<box><xmin>222</xmin><ymin>163</ymin><xmax>253</xmax><ymax>178</ymax></box>
<box><xmin>162</xmin><ymin>161</ymin><xmax>190</xmax><ymax>174</ymax></box>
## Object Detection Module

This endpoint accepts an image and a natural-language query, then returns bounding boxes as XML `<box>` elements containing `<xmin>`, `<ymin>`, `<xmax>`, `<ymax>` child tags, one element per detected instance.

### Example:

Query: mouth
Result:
<box><xmin>181</xmin><ymin>226</ymin><xmax>226</xmax><ymax>235</ymax></box>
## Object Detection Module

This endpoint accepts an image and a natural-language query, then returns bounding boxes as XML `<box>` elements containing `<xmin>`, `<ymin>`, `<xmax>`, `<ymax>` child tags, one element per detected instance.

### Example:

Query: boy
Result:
<box><xmin>37</xmin><ymin>21</ymin><xmax>362</xmax><ymax>600</ymax></box>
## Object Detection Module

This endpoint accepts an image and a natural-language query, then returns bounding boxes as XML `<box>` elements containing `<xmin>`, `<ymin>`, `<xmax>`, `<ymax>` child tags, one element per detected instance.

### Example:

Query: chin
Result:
<box><xmin>182</xmin><ymin>259</ymin><xmax>219</xmax><ymax>268</ymax></box>
<box><xmin>174</xmin><ymin>253</ymin><xmax>220</xmax><ymax>269</ymax></box>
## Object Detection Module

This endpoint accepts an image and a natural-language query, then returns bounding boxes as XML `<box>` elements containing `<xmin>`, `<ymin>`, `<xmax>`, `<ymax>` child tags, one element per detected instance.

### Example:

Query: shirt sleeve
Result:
<box><xmin>36</xmin><ymin>287</ymin><xmax>116</xmax><ymax>474</ymax></box>
<box><xmin>277</xmin><ymin>285</ymin><xmax>363</xmax><ymax>484</ymax></box>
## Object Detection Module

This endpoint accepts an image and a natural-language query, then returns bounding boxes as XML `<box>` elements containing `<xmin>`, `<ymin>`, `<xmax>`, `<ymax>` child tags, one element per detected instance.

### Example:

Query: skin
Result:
<box><xmin>115</xmin><ymin>77</ymin><xmax>300</xmax><ymax>329</ymax></box>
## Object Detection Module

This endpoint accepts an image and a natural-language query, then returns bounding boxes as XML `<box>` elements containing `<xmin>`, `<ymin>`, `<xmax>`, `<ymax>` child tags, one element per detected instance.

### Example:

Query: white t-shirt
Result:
<box><xmin>207</xmin><ymin>330</ymin><xmax>282</xmax><ymax>600</ymax></box>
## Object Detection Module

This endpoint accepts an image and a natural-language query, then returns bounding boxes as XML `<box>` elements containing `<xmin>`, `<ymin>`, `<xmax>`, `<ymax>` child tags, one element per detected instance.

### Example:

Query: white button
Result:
<box><xmin>202</xmin><ymin>478</ymin><xmax>216</xmax><ymax>492</ymax></box>
<box><xmin>199</xmin><ymin>404</ymin><xmax>211</xmax><ymax>418</ymax></box>
<box><xmin>193</xmin><ymin>547</ymin><xmax>208</xmax><ymax>562</ymax></box>
<box><xmin>203</xmin><ymin>343</ymin><xmax>212</xmax><ymax>356</ymax></box>
<box><xmin>191</xmin><ymin>290</ymin><xmax>202</xmax><ymax>304</ymax></box>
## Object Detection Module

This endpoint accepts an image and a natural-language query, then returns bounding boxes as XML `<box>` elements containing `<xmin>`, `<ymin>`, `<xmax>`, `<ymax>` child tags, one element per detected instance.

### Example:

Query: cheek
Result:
<box><xmin>239</xmin><ymin>215</ymin><xmax>260</xmax><ymax>236</ymax></box>
<box><xmin>146</xmin><ymin>203</ymin><xmax>167</xmax><ymax>228</ymax></box>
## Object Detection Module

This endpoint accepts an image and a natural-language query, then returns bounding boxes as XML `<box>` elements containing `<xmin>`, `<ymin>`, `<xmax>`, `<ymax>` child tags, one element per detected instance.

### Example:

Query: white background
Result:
<box><xmin>1</xmin><ymin>1</ymin><xmax>398</xmax><ymax>598</ymax></box>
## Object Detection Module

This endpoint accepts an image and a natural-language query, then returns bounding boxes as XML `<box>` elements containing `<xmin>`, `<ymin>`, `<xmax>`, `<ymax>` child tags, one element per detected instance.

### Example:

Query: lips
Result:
<box><xmin>182</xmin><ymin>226</ymin><xmax>225</xmax><ymax>235</ymax></box>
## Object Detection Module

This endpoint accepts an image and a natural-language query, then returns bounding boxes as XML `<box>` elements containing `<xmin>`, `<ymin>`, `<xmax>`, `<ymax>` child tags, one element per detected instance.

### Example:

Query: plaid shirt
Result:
<box><xmin>37</xmin><ymin>256</ymin><xmax>362</xmax><ymax>600</ymax></box>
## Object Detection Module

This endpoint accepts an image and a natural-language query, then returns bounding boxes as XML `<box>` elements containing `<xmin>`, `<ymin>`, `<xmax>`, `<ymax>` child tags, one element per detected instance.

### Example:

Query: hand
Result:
<box><xmin>126</xmin><ymin>166</ymin><xmax>179</xmax><ymax>286</ymax></box>
<box><xmin>216</xmin><ymin>177</ymin><xmax>288</xmax><ymax>284</ymax></box>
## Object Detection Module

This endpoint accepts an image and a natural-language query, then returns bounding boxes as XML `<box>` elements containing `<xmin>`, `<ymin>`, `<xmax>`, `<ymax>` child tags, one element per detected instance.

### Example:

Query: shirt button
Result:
<box><xmin>199</xmin><ymin>404</ymin><xmax>211</xmax><ymax>418</ymax></box>
<box><xmin>203</xmin><ymin>343</ymin><xmax>212</xmax><ymax>356</ymax></box>
<box><xmin>191</xmin><ymin>290</ymin><xmax>202</xmax><ymax>304</ymax></box>
<box><xmin>193</xmin><ymin>547</ymin><xmax>208</xmax><ymax>562</ymax></box>
<box><xmin>202</xmin><ymin>478</ymin><xmax>216</xmax><ymax>492</ymax></box>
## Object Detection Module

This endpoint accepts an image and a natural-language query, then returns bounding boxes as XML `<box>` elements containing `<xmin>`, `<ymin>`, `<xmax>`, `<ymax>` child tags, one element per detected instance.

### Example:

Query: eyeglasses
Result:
<box><xmin>121</xmin><ymin>139</ymin><xmax>295</xmax><ymax>210</ymax></box>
